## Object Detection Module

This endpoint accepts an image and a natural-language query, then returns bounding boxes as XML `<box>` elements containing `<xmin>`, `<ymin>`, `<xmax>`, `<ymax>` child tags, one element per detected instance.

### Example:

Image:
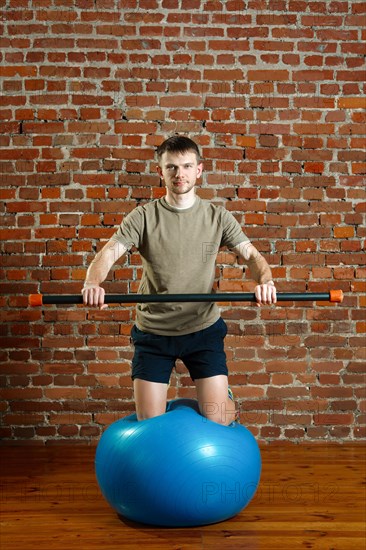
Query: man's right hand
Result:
<box><xmin>82</xmin><ymin>285</ymin><xmax>108</xmax><ymax>310</ymax></box>
<box><xmin>81</xmin><ymin>237</ymin><xmax>128</xmax><ymax>311</ymax></box>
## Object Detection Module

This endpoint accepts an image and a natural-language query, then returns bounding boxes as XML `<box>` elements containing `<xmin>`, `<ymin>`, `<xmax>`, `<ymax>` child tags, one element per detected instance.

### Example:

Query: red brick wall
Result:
<box><xmin>1</xmin><ymin>0</ymin><xmax>365</xmax><ymax>444</ymax></box>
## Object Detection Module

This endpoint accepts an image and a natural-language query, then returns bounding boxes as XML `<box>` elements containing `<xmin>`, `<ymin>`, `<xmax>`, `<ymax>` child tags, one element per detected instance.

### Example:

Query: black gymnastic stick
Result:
<box><xmin>29</xmin><ymin>290</ymin><xmax>344</xmax><ymax>306</ymax></box>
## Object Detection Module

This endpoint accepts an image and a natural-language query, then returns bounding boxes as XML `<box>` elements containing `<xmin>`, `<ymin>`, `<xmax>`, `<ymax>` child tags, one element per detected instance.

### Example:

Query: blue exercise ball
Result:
<box><xmin>95</xmin><ymin>398</ymin><xmax>261</xmax><ymax>527</ymax></box>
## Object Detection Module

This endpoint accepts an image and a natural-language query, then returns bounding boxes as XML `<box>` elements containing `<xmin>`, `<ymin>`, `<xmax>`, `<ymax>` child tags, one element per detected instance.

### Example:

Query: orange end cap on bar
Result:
<box><xmin>329</xmin><ymin>290</ymin><xmax>344</xmax><ymax>303</ymax></box>
<box><xmin>29</xmin><ymin>294</ymin><xmax>43</xmax><ymax>307</ymax></box>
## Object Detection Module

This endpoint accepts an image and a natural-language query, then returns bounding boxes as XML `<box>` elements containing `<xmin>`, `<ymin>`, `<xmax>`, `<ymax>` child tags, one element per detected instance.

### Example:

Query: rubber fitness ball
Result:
<box><xmin>95</xmin><ymin>398</ymin><xmax>261</xmax><ymax>527</ymax></box>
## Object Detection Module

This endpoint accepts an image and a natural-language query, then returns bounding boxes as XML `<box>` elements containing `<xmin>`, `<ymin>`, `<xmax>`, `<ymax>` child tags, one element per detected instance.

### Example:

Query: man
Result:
<box><xmin>82</xmin><ymin>135</ymin><xmax>276</xmax><ymax>425</ymax></box>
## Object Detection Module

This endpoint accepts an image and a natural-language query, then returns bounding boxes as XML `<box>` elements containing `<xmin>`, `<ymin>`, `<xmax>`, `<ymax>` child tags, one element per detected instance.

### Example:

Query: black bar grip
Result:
<box><xmin>29</xmin><ymin>290</ymin><xmax>344</xmax><ymax>306</ymax></box>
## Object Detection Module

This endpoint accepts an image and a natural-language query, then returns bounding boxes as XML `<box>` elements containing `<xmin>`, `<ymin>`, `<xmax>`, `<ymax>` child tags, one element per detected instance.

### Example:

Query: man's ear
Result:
<box><xmin>196</xmin><ymin>162</ymin><xmax>203</xmax><ymax>179</ymax></box>
<box><xmin>156</xmin><ymin>165</ymin><xmax>163</xmax><ymax>178</ymax></box>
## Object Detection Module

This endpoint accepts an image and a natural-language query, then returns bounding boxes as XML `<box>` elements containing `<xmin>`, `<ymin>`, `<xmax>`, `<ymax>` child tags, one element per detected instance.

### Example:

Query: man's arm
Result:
<box><xmin>82</xmin><ymin>237</ymin><xmax>128</xmax><ymax>309</ymax></box>
<box><xmin>231</xmin><ymin>241</ymin><xmax>276</xmax><ymax>306</ymax></box>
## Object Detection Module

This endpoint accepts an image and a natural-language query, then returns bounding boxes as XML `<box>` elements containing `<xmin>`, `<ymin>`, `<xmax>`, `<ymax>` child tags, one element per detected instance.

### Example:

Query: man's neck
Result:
<box><xmin>165</xmin><ymin>191</ymin><xmax>196</xmax><ymax>209</ymax></box>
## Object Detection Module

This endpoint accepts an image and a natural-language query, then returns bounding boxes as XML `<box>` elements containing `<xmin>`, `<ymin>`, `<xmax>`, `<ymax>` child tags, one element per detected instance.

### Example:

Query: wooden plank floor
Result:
<box><xmin>1</xmin><ymin>444</ymin><xmax>365</xmax><ymax>550</ymax></box>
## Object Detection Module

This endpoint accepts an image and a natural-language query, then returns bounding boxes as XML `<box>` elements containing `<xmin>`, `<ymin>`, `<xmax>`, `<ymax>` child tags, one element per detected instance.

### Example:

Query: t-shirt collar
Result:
<box><xmin>161</xmin><ymin>195</ymin><xmax>199</xmax><ymax>213</ymax></box>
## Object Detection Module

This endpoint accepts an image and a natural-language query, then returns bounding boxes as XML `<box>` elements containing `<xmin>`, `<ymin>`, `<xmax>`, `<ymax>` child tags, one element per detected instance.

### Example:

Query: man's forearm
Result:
<box><xmin>82</xmin><ymin>238</ymin><xmax>128</xmax><ymax>309</ymax></box>
<box><xmin>83</xmin><ymin>238</ymin><xmax>127</xmax><ymax>288</ymax></box>
<box><xmin>232</xmin><ymin>241</ymin><xmax>276</xmax><ymax>305</ymax></box>
<box><xmin>84</xmin><ymin>251</ymin><xmax>112</xmax><ymax>287</ymax></box>
<box><xmin>247</xmin><ymin>253</ymin><xmax>273</xmax><ymax>285</ymax></box>
<box><xmin>232</xmin><ymin>242</ymin><xmax>274</xmax><ymax>286</ymax></box>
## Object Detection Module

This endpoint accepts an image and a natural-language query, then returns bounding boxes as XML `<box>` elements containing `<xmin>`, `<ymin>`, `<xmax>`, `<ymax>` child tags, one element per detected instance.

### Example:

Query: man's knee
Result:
<box><xmin>136</xmin><ymin>406</ymin><xmax>166</xmax><ymax>421</ymax></box>
<box><xmin>200</xmin><ymin>400</ymin><xmax>236</xmax><ymax>426</ymax></box>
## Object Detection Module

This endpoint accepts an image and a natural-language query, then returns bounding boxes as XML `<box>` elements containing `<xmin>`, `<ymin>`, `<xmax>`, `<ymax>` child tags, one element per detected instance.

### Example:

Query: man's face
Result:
<box><xmin>157</xmin><ymin>151</ymin><xmax>203</xmax><ymax>196</ymax></box>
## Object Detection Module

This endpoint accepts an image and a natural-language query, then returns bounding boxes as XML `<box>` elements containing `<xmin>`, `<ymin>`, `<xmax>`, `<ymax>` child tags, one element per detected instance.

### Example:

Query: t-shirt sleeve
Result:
<box><xmin>220</xmin><ymin>208</ymin><xmax>250</xmax><ymax>249</ymax></box>
<box><xmin>110</xmin><ymin>206</ymin><xmax>144</xmax><ymax>250</ymax></box>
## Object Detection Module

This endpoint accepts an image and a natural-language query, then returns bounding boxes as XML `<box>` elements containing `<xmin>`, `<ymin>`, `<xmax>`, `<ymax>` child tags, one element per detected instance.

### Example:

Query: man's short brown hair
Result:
<box><xmin>156</xmin><ymin>135</ymin><xmax>201</xmax><ymax>164</ymax></box>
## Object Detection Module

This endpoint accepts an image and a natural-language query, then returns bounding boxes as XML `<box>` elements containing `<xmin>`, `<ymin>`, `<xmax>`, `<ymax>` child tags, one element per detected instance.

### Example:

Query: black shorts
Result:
<box><xmin>130</xmin><ymin>317</ymin><xmax>228</xmax><ymax>384</ymax></box>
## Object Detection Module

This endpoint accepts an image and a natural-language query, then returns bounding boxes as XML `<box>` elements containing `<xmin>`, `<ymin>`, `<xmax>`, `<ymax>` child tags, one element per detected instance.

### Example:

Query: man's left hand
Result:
<box><xmin>255</xmin><ymin>281</ymin><xmax>277</xmax><ymax>307</ymax></box>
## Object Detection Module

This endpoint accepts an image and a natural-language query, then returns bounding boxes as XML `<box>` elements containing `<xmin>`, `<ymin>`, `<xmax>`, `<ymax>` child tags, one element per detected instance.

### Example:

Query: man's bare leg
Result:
<box><xmin>195</xmin><ymin>374</ymin><xmax>236</xmax><ymax>425</ymax></box>
<box><xmin>133</xmin><ymin>379</ymin><xmax>168</xmax><ymax>421</ymax></box>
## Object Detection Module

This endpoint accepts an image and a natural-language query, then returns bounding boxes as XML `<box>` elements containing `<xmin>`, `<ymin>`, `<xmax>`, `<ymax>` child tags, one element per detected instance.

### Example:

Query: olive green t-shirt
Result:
<box><xmin>111</xmin><ymin>196</ymin><xmax>249</xmax><ymax>336</ymax></box>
